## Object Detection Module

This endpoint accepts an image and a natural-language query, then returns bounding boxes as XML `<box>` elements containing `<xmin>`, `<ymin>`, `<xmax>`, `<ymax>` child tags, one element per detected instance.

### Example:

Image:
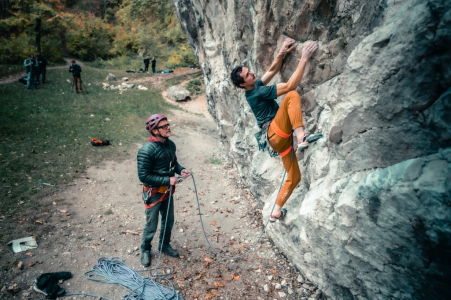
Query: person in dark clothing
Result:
<box><xmin>23</xmin><ymin>54</ymin><xmax>39</xmax><ymax>89</ymax></box>
<box><xmin>151</xmin><ymin>57</ymin><xmax>156</xmax><ymax>73</ymax></box>
<box><xmin>143</xmin><ymin>57</ymin><xmax>150</xmax><ymax>72</ymax></box>
<box><xmin>37</xmin><ymin>54</ymin><xmax>48</xmax><ymax>84</ymax></box>
<box><xmin>69</xmin><ymin>60</ymin><xmax>83</xmax><ymax>93</ymax></box>
<box><xmin>137</xmin><ymin>114</ymin><xmax>190</xmax><ymax>267</ymax></box>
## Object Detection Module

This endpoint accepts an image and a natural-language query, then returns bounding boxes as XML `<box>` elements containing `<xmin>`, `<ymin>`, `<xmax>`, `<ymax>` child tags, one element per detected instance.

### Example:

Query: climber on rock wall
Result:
<box><xmin>230</xmin><ymin>38</ymin><xmax>322</xmax><ymax>222</ymax></box>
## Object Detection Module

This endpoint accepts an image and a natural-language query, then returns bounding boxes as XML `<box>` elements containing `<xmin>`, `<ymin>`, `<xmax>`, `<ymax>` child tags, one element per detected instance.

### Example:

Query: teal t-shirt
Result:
<box><xmin>245</xmin><ymin>79</ymin><xmax>279</xmax><ymax>128</ymax></box>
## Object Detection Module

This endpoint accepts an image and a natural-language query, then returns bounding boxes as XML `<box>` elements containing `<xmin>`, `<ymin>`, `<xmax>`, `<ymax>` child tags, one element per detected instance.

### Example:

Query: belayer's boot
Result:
<box><xmin>159</xmin><ymin>244</ymin><xmax>179</xmax><ymax>258</ymax></box>
<box><xmin>141</xmin><ymin>251</ymin><xmax>151</xmax><ymax>267</ymax></box>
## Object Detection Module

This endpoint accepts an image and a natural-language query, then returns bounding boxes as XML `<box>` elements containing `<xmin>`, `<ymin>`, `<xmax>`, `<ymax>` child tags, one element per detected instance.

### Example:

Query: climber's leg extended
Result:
<box><xmin>268</xmin><ymin>145</ymin><xmax>301</xmax><ymax>221</ymax></box>
<box><xmin>267</xmin><ymin>91</ymin><xmax>303</xmax><ymax>220</ymax></box>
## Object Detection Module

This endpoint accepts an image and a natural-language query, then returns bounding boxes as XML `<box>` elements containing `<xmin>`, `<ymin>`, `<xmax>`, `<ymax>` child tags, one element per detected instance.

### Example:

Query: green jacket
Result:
<box><xmin>23</xmin><ymin>58</ymin><xmax>38</xmax><ymax>73</ymax></box>
<box><xmin>137</xmin><ymin>138</ymin><xmax>185</xmax><ymax>187</ymax></box>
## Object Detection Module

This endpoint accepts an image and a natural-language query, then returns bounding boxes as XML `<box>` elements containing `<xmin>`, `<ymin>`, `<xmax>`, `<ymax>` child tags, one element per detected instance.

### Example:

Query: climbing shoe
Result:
<box><xmin>159</xmin><ymin>244</ymin><xmax>179</xmax><ymax>258</ymax></box>
<box><xmin>269</xmin><ymin>208</ymin><xmax>287</xmax><ymax>223</ymax></box>
<box><xmin>297</xmin><ymin>133</ymin><xmax>323</xmax><ymax>152</ymax></box>
<box><xmin>141</xmin><ymin>251</ymin><xmax>151</xmax><ymax>267</ymax></box>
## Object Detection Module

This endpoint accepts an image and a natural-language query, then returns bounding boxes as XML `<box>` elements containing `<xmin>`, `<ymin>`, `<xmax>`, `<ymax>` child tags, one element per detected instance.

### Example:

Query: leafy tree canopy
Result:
<box><xmin>0</xmin><ymin>0</ymin><xmax>197</xmax><ymax>68</ymax></box>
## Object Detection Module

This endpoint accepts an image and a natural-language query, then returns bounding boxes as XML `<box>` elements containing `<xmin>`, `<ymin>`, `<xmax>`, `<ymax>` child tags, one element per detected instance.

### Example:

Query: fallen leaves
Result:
<box><xmin>230</xmin><ymin>274</ymin><xmax>240</xmax><ymax>281</ymax></box>
<box><xmin>25</xmin><ymin>252</ymin><xmax>32</xmax><ymax>256</ymax></box>
<box><xmin>210</xmin><ymin>221</ymin><xmax>217</xmax><ymax>226</ymax></box>
<box><xmin>229</xmin><ymin>199</ymin><xmax>240</xmax><ymax>204</ymax></box>
<box><xmin>204</xmin><ymin>257</ymin><xmax>214</xmax><ymax>263</ymax></box>
<box><xmin>204</xmin><ymin>293</ymin><xmax>214</xmax><ymax>299</ymax></box>
<box><xmin>213</xmin><ymin>282</ymin><xmax>224</xmax><ymax>287</ymax></box>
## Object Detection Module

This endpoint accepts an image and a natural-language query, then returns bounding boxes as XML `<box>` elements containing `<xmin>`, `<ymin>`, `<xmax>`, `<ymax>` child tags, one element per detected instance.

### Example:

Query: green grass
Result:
<box><xmin>0</xmin><ymin>61</ymin><xmax>67</xmax><ymax>78</ymax></box>
<box><xmin>163</xmin><ymin>71</ymin><xmax>202</xmax><ymax>90</ymax></box>
<box><xmin>0</xmin><ymin>67</ymin><xmax>177</xmax><ymax>216</ymax></box>
<box><xmin>84</xmin><ymin>56</ymin><xmax>185</xmax><ymax>73</ymax></box>
<box><xmin>0</xmin><ymin>65</ymin><xmax>24</xmax><ymax>78</ymax></box>
<box><xmin>208</xmin><ymin>158</ymin><xmax>222</xmax><ymax>165</ymax></box>
<box><xmin>185</xmin><ymin>78</ymin><xmax>204</xmax><ymax>96</ymax></box>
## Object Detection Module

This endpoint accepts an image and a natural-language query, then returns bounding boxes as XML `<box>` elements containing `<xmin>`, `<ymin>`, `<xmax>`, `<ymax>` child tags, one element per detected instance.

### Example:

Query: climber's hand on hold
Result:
<box><xmin>279</xmin><ymin>38</ymin><xmax>296</xmax><ymax>56</ymax></box>
<box><xmin>301</xmin><ymin>41</ymin><xmax>318</xmax><ymax>61</ymax></box>
<box><xmin>170</xmin><ymin>176</ymin><xmax>180</xmax><ymax>186</ymax></box>
<box><xmin>181</xmin><ymin>169</ymin><xmax>191</xmax><ymax>179</ymax></box>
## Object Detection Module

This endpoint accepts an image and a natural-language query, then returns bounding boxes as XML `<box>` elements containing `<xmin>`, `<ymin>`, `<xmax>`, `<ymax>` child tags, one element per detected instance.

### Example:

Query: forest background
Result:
<box><xmin>0</xmin><ymin>0</ymin><xmax>198</xmax><ymax>70</ymax></box>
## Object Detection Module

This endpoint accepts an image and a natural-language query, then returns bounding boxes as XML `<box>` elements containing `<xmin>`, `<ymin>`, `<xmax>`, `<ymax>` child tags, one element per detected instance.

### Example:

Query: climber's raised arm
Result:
<box><xmin>276</xmin><ymin>41</ymin><xmax>318</xmax><ymax>97</ymax></box>
<box><xmin>261</xmin><ymin>38</ymin><xmax>296</xmax><ymax>85</ymax></box>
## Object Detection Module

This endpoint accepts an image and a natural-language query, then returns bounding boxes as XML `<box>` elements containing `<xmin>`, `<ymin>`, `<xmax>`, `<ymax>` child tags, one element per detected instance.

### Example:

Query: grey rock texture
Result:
<box><xmin>167</xmin><ymin>86</ymin><xmax>191</xmax><ymax>101</ymax></box>
<box><xmin>106</xmin><ymin>73</ymin><xmax>116</xmax><ymax>81</ymax></box>
<box><xmin>171</xmin><ymin>0</ymin><xmax>451</xmax><ymax>299</ymax></box>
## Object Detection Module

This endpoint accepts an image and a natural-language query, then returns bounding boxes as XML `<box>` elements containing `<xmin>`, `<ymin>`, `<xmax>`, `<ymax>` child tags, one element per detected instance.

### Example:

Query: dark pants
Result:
<box><xmin>144</xmin><ymin>64</ymin><xmax>149</xmax><ymax>72</ymax></box>
<box><xmin>152</xmin><ymin>66</ymin><xmax>155</xmax><ymax>73</ymax></box>
<box><xmin>27</xmin><ymin>71</ymin><xmax>37</xmax><ymax>89</ymax></box>
<box><xmin>141</xmin><ymin>194</ymin><xmax>174</xmax><ymax>253</ymax></box>
<box><xmin>38</xmin><ymin>68</ymin><xmax>46</xmax><ymax>84</ymax></box>
<box><xmin>73</xmin><ymin>77</ymin><xmax>82</xmax><ymax>92</ymax></box>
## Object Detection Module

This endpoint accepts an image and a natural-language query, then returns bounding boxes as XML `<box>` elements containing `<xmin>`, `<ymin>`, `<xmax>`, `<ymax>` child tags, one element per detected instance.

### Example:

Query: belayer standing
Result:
<box><xmin>69</xmin><ymin>60</ymin><xmax>82</xmax><ymax>93</ymax></box>
<box><xmin>137</xmin><ymin>114</ymin><xmax>190</xmax><ymax>267</ymax></box>
<box><xmin>23</xmin><ymin>54</ymin><xmax>39</xmax><ymax>89</ymax></box>
<box><xmin>37</xmin><ymin>54</ymin><xmax>47</xmax><ymax>84</ymax></box>
<box><xmin>151</xmin><ymin>57</ymin><xmax>156</xmax><ymax>73</ymax></box>
<box><xmin>143</xmin><ymin>57</ymin><xmax>150</xmax><ymax>72</ymax></box>
<box><xmin>230</xmin><ymin>39</ymin><xmax>321</xmax><ymax>222</ymax></box>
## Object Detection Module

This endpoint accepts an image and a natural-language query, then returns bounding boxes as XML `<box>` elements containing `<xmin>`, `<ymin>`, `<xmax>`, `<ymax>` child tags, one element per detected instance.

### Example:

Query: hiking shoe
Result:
<box><xmin>297</xmin><ymin>133</ymin><xmax>323</xmax><ymax>152</ymax></box>
<box><xmin>141</xmin><ymin>251</ymin><xmax>151</xmax><ymax>267</ymax></box>
<box><xmin>34</xmin><ymin>274</ymin><xmax>66</xmax><ymax>298</ymax></box>
<box><xmin>33</xmin><ymin>284</ymin><xmax>65</xmax><ymax>298</ymax></box>
<box><xmin>159</xmin><ymin>244</ymin><xmax>179</xmax><ymax>258</ymax></box>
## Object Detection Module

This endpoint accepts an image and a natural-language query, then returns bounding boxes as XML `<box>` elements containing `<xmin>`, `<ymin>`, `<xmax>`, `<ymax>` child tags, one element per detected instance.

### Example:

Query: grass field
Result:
<box><xmin>0</xmin><ymin>61</ymin><xmax>67</xmax><ymax>78</ymax></box>
<box><xmin>0</xmin><ymin>67</ymin><xmax>178</xmax><ymax>216</ymax></box>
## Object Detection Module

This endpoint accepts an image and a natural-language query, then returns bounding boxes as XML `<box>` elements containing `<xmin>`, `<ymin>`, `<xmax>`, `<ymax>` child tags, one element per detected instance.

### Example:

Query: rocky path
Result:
<box><xmin>3</xmin><ymin>92</ymin><xmax>322</xmax><ymax>300</ymax></box>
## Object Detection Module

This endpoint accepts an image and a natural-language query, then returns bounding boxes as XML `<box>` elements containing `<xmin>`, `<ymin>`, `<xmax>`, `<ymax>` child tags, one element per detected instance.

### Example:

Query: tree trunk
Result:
<box><xmin>35</xmin><ymin>17</ymin><xmax>41</xmax><ymax>54</ymax></box>
<box><xmin>103</xmin><ymin>0</ymin><xmax>108</xmax><ymax>19</ymax></box>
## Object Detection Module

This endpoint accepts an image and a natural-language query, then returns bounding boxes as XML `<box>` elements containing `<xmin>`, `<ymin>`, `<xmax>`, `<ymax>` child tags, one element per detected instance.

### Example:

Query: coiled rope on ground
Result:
<box><xmin>34</xmin><ymin>170</ymin><xmax>286</xmax><ymax>300</ymax></box>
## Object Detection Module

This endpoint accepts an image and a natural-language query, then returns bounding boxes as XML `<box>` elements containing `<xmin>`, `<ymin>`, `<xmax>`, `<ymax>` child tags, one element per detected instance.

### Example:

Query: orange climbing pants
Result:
<box><xmin>267</xmin><ymin>91</ymin><xmax>303</xmax><ymax>207</ymax></box>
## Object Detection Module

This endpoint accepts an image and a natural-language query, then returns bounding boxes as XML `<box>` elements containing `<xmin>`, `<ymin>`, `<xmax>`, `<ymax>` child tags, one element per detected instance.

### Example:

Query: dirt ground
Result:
<box><xmin>1</xmin><ymin>78</ymin><xmax>322</xmax><ymax>300</ymax></box>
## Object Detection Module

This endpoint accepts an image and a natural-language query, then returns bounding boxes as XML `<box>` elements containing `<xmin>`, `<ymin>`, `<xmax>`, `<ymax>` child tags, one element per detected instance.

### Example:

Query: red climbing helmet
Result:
<box><xmin>145</xmin><ymin>114</ymin><xmax>167</xmax><ymax>133</ymax></box>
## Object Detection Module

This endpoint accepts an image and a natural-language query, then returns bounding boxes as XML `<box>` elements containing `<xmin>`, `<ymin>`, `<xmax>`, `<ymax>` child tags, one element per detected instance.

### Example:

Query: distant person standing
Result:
<box><xmin>23</xmin><ymin>54</ymin><xmax>38</xmax><ymax>89</ymax></box>
<box><xmin>144</xmin><ymin>57</ymin><xmax>150</xmax><ymax>72</ymax></box>
<box><xmin>37</xmin><ymin>54</ymin><xmax>48</xmax><ymax>84</ymax></box>
<box><xmin>151</xmin><ymin>57</ymin><xmax>156</xmax><ymax>73</ymax></box>
<box><xmin>69</xmin><ymin>60</ymin><xmax>83</xmax><ymax>93</ymax></box>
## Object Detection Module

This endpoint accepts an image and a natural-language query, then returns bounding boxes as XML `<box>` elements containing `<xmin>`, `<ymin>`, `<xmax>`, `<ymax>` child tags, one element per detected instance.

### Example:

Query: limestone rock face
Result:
<box><xmin>171</xmin><ymin>0</ymin><xmax>451</xmax><ymax>298</ymax></box>
<box><xmin>167</xmin><ymin>86</ymin><xmax>191</xmax><ymax>101</ymax></box>
<box><xmin>106</xmin><ymin>73</ymin><xmax>116</xmax><ymax>81</ymax></box>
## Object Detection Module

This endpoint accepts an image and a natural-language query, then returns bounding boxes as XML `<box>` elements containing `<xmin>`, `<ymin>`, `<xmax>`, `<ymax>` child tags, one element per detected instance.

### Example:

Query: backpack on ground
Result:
<box><xmin>91</xmin><ymin>138</ymin><xmax>110</xmax><ymax>146</ymax></box>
